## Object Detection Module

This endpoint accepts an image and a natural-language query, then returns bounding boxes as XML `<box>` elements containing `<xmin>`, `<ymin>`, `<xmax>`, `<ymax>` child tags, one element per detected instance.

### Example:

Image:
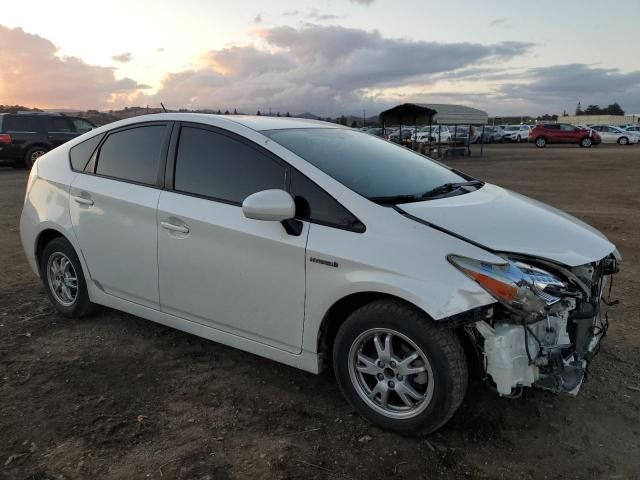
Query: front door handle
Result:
<box><xmin>160</xmin><ymin>221</ymin><xmax>189</xmax><ymax>234</ymax></box>
<box><xmin>73</xmin><ymin>196</ymin><xmax>94</xmax><ymax>206</ymax></box>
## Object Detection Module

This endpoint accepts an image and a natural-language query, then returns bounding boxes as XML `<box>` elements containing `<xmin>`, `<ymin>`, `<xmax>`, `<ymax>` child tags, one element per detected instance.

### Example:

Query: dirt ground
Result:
<box><xmin>1</xmin><ymin>143</ymin><xmax>639</xmax><ymax>480</ymax></box>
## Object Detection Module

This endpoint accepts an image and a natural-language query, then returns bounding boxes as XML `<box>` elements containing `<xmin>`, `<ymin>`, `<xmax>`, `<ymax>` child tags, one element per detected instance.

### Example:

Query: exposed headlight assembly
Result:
<box><xmin>448</xmin><ymin>255</ymin><xmax>565</xmax><ymax>320</ymax></box>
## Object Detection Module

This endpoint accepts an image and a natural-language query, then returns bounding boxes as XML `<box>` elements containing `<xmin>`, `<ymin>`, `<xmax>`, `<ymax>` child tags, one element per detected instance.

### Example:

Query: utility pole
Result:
<box><xmin>363</xmin><ymin>109</ymin><xmax>366</xmax><ymax>127</ymax></box>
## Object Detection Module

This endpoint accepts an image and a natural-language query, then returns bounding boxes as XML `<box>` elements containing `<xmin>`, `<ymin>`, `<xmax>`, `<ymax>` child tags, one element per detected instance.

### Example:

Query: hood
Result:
<box><xmin>399</xmin><ymin>184</ymin><xmax>615</xmax><ymax>267</ymax></box>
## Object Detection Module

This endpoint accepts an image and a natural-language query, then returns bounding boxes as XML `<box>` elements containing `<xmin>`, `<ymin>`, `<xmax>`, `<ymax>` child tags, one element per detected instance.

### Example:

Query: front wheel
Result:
<box><xmin>333</xmin><ymin>300</ymin><xmax>468</xmax><ymax>436</ymax></box>
<box><xmin>618</xmin><ymin>136</ymin><xmax>629</xmax><ymax>145</ymax></box>
<box><xmin>535</xmin><ymin>137</ymin><xmax>547</xmax><ymax>148</ymax></box>
<box><xmin>580</xmin><ymin>137</ymin><xmax>593</xmax><ymax>148</ymax></box>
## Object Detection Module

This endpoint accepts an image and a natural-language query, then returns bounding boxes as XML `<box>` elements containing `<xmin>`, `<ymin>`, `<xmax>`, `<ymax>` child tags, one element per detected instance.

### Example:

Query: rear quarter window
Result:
<box><xmin>69</xmin><ymin>134</ymin><xmax>105</xmax><ymax>172</ymax></box>
<box><xmin>3</xmin><ymin>115</ymin><xmax>40</xmax><ymax>132</ymax></box>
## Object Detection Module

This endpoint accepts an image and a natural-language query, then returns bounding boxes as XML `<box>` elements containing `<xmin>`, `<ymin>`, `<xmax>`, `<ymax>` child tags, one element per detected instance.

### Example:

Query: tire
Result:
<box><xmin>580</xmin><ymin>137</ymin><xmax>593</xmax><ymax>148</ymax></box>
<box><xmin>618</xmin><ymin>136</ymin><xmax>629</xmax><ymax>145</ymax></box>
<box><xmin>39</xmin><ymin>237</ymin><xmax>98</xmax><ymax>318</ymax></box>
<box><xmin>516</xmin><ymin>135</ymin><xmax>521</xmax><ymax>143</ymax></box>
<box><xmin>535</xmin><ymin>137</ymin><xmax>547</xmax><ymax>148</ymax></box>
<box><xmin>24</xmin><ymin>146</ymin><xmax>48</xmax><ymax>169</ymax></box>
<box><xmin>333</xmin><ymin>299</ymin><xmax>468</xmax><ymax>436</ymax></box>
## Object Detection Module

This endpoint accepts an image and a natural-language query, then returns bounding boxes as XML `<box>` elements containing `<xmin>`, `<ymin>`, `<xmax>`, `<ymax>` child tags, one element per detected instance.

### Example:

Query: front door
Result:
<box><xmin>46</xmin><ymin>116</ymin><xmax>78</xmax><ymax>148</ymax></box>
<box><xmin>157</xmin><ymin>125</ymin><xmax>308</xmax><ymax>353</ymax></box>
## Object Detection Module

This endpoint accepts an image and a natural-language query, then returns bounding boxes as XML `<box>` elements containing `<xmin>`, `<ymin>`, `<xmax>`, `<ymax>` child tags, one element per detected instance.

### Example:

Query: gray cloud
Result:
<box><xmin>497</xmin><ymin>64</ymin><xmax>640</xmax><ymax>113</ymax></box>
<box><xmin>254</xmin><ymin>13</ymin><xmax>262</xmax><ymax>24</ymax></box>
<box><xmin>111</xmin><ymin>52</ymin><xmax>132</xmax><ymax>63</ymax></box>
<box><xmin>489</xmin><ymin>18</ymin><xmax>509</xmax><ymax>28</ymax></box>
<box><xmin>151</xmin><ymin>24</ymin><xmax>533</xmax><ymax>115</ymax></box>
<box><xmin>350</xmin><ymin>0</ymin><xmax>375</xmax><ymax>4</ymax></box>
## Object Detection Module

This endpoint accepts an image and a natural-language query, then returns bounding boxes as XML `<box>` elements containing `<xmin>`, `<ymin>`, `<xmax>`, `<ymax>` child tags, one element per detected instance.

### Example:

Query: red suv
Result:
<box><xmin>530</xmin><ymin>123</ymin><xmax>601</xmax><ymax>148</ymax></box>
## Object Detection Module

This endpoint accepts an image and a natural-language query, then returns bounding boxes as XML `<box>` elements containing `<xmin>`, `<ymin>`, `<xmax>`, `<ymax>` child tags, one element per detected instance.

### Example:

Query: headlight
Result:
<box><xmin>448</xmin><ymin>255</ymin><xmax>565</xmax><ymax>319</ymax></box>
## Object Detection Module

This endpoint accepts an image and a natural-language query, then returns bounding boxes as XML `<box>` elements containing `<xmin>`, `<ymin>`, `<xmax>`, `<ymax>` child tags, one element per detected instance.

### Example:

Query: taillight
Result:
<box><xmin>0</xmin><ymin>133</ymin><xmax>11</xmax><ymax>144</ymax></box>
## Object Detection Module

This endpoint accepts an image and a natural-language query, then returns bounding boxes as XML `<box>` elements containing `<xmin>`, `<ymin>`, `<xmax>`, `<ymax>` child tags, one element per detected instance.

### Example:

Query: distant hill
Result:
<box><xmin>293</xmin><ymin>112</ymin><xmax>322</xmax><ymax>120</ymax></box>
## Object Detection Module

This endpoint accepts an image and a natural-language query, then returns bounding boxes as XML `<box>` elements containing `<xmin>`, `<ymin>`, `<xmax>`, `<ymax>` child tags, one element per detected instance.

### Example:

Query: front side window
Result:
<box><xmin>174</xmin><ymin>126</ymin><xmax>285</xmax><ymax>203</ymax></box>
<box><xmin>71</xmin><ymin>118</ymin><xmax>95</xmax><ymax>133</ymax></box>
<box><xmin>262</xmin><ymin>128</ymin><xmax>465</xmax><ymax>200</ymax></box>
<box><xmin>96</xmin><ymin>125</ymin><xmax>166</xmax><ymax>185</ymax></box>
<box><xmin>560</xmin><ymin>124</ymin><xmax>575</xmax><ymax>132</ymax></box>
<box><xmin>290</xmin><ymin>170</ymin><xmax>364</xmax><ymax>231</ymax></box>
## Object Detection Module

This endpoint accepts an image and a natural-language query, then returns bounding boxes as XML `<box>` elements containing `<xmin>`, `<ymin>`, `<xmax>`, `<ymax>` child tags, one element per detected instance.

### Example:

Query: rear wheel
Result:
<box><xmin>333</xmin><ymin>299</ymin><xmax>467</xmax><ymax>436</ymax></box>
<box><xmin>535</xmin><ymin>137</ymin><xmax>547</xmax><ymax>148</ymax></box>
<box><xmin>618</xmin><ymin>136</ymin><xmax>629</xmax><ymax>145</ymax></box>
<box><xmin>24</xmin><ymin>146</ymin><xmax>47</xmax><ymax>169</ymax></box>
<box><xmin>580</xmin><ymin>137</ymin><xmax>593</xmax><ymax>148</ymax></box>
<box><xmin>39</xmin><ymin>237</ymin><xmax>98</xmax><ymax>318</ymax></box>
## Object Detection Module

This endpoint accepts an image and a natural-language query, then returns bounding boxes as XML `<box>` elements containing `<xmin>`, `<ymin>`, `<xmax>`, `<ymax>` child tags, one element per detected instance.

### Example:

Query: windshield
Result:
<box><xmin>262</xmin><ymin>128</ymin><xmax>467</xmax><ymax>200</ymax></box>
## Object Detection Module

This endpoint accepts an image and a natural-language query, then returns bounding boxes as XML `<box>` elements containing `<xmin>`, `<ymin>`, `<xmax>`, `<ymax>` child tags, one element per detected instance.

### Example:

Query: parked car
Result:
<box><xmin>478</xmin><ymin>127</ymin><xmax>503</xmax><ymax>143</ymax></box>
<box><xmin>388</xmin><ymin>127</ymin><xmax>415</xmax><ymax>143</ymax></box>
<box><xmin>20</xmin><ymin>114</ymin><xmax>620</xmax><ymax>435</ymax></box>
<box><xmin>364</xmin><ymin>127</ymin><xmax>384</xmax><ymax>137</ymax></box>
<box><xmin>529</xmin><ymin>123</ymin><xmax>601</xmax><ymax>148</ymax></box>
<box><xmin>590</xmin><ymin>125</ymin><xmax>639</xmax><ymax>145</ymax></box>
<box><xmin>502</xmin><ymin>125</ymin><xmax>531</xmax><ymax>143</ymax></box>
<box><xmin>412</xmin><ymin>125</ymin><xmax>451</xmax><ymax>143</ymax></box>
<box><xmin>0</xmin><ymin>112</ymin><xmax>96</xmax><ymax>168</ymax></box>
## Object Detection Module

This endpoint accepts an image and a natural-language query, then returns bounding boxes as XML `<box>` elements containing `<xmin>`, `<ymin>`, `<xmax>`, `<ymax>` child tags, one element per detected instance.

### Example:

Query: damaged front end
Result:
<box><xmin>449</xmin><ymin>251</ymin><xmax>620</xmax><ymax>396</ymax></box>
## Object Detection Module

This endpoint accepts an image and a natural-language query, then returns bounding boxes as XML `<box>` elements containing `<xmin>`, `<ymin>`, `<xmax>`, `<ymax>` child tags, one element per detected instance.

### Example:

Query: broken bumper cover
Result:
<box><xmin>467</xmin><ymin>252</ymin><xmax>620</xmax><ymax>396</ymax></box>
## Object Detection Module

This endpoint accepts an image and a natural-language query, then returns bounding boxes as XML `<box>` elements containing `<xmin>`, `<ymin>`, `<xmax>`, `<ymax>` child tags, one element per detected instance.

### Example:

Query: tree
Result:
<box><xmin>233</xmin><ymin>108</ymin><xmax>238</xmax><ymax>115</ymax></box>
<box><xmin>224</xmin><ymin>110</ymin><xmax>230</xmax><ymax>115</ymax></box>
<box><xmin>584</xmin><ymin>104</ymin><xmax>601</xmax><ymax>115</ymax></box>
<box><xmin>339</xmin><ymin>115</ymin><xmax>347</xmax><ymax>126</ymax></box>
<box><xmin>575</xmin><ymin>102</ymin><xmax>583</xmax><ymax>116</ymax></box>
<box><xmin>276</xmin><ymin>112</ymin><xmax>280</xmax><ymax>117</ymax></box>
<box><xmin>350</xmin><ymin>120</ymin><xmax>358</xmax><ymax>128</ymax></box>
<box><xmin>256</xmin><ymin>110</ymin><xmax>261</xmax><ymax>116</ymax></box>
<box><xmin>216</xmin><ymin>109</ymin><xmax>222</xmax><ymax>114</ymax></box>
<box><xmin>285</xmin><ymin>112</ymin><xmax>291</xmax><ymax>117</ymax></box>
<box><xmin>562</xmin><ymin>110</ymin><xmax>568</xmax><ymax>117</ymax></box>
<box><xmin>605</xmin><ymin>103</ymin><xmax>625</xmax><ymax>115</ymax></box>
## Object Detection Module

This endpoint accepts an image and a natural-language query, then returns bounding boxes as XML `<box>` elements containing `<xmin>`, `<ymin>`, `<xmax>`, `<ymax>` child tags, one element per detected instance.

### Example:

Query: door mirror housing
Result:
<box><xmin>242</xmin><ymin>189</ymin><xmax>296</xmax><ymax>222</ymax></box>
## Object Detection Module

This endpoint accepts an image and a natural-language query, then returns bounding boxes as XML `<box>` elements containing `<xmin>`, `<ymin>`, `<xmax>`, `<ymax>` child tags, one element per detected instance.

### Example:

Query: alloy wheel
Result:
<box><xmin>46</xmin><ymin>252</ymin><xmax>78</xmax><ymax>306</ymax></box>
<box><xmin>348</xmin><ymin>328</ymin><xmax>434</xmax><ymax>419</ymax></box>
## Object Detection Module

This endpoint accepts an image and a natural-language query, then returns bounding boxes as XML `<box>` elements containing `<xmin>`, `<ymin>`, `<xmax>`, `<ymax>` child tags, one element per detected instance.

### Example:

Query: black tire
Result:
<box><xmin>580</xmin><ymin>136</ymin><xmax>593</xmax><ymax>148</ymax></box>
<box><xmin>534</xmin><ymin>137</ymin><xmax>547</xmax><ymax>148</ymax></box>
<box><xmin>39</xmin><ymin>236</ymin><xmax>98</xmax><ymax>318</ymax></box>
<box><xmin>333</xmin><ymin>299</ymin><xmax>468</xmax><ymax>436</ymax></box>
<box><xmin>618</xmin><ymin>136</ymin><xmax>629</xmax><ymax>145</ymax></box>
<box><xmin>516</xmin><ymin>135</ymin><xmax>521</xmax><ymax>143</ymax></box>
<box><xmin>24</xmin><ymin>146</ymin><xmax>48</xmax><ymax>169</ymax></box>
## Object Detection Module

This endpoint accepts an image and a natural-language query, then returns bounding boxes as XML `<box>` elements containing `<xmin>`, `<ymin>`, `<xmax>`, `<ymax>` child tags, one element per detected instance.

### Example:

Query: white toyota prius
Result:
<box><xmin>20</xmin><ymin>114</ymin><xmax>620</xmax><ymax>435</ymax></box>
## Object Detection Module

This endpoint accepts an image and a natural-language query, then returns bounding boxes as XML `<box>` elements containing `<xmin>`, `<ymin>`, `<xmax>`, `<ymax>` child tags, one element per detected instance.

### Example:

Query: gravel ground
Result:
<box><xmin>1</xmin><ymin>143</ymin><xmax>639</xmax><ymax>480</ymax></box>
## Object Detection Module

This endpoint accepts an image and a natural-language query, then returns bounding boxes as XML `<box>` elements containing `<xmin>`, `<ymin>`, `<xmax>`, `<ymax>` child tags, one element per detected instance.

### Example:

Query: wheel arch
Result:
<box><xmin>35</xmin><ymin>228</ymin><xmax>72</xmax><ymax>266</ymax></box>
<box><xmin>317</xmin><ymin>291</ymin><xmax>433</xmax><ymax>371</ymax></box>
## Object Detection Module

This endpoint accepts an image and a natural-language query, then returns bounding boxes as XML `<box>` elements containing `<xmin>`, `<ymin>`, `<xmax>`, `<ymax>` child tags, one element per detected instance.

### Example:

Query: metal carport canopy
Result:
<box><xmin>379</xmin><ymin>103</ymin><xmax>436</xmax><ymax>126</ymax></box>
<box><xmin>417</xmin><ymin>103</ymin><xmax>488</xmax><ymax>125</ymax></box>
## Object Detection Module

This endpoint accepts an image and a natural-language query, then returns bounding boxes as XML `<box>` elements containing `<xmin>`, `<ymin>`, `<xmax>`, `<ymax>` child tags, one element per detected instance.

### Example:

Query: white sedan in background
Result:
<box><xmin>590</xmin><ymin>125</ymin><xmax>639</xmax><ymax>145</ymax></box>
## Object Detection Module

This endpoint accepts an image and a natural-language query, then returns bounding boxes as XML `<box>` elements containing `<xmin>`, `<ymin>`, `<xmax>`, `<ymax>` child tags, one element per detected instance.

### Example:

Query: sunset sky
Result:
<box><xmin>1</xmin><ymin>0</ymin><xmax>638</xmax><ymax>116</ymax></box>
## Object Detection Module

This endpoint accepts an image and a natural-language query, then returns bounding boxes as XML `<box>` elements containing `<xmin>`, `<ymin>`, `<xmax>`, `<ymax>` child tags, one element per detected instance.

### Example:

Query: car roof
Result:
<box><xmin>83</xmin><ymin>113</ymin><xmax>345</xmax><ymax>134</ymax></box>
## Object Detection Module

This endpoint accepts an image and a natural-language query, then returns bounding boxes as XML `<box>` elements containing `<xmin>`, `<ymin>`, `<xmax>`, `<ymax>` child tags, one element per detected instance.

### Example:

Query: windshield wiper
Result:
<box><xmin>368</xmin><ymin>193</ymin><xmax>422</xmax><ymax>205</ymax></box>
<box><xmin>420</xmin><ymin>180</ymin><xmax>484</xmax><ymax>199</ymax></box>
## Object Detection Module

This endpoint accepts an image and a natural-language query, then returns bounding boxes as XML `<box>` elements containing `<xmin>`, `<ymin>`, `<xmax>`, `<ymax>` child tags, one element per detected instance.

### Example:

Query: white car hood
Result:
<box><xmin>399</xmin><ymin>184</ymin><xmax>615</xmax><ymax>267</ymax></box>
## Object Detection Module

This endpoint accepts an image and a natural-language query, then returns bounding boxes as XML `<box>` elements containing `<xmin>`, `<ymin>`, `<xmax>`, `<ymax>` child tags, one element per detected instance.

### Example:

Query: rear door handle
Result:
<box><xmin>160</xmin><ymin>221</ymin><xmax>189</xmax><ymax>234</ymax></box>
<box><xmin>73</xmin><ymin>196</ymin><xmax>94</xmax><ymax>206</ymax></box>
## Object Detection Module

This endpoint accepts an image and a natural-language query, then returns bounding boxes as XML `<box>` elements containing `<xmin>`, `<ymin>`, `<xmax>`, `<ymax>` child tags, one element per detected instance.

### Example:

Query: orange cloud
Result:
<box><xmin>0</xmin><ymin>25</ymin><xmax>148</xmax><ymax>109</ymax></box>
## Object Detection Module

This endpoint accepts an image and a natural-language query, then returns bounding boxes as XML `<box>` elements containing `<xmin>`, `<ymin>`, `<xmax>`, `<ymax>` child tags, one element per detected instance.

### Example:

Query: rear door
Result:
<box><xmin>46</xmin><ymin>116</ymin><xmax>78</xmax><ymax>148</ymax></box>
<box><xmin>69</xmin><ymin>122</ymin><xmax>171</xmax><ymax>309</ymax></box>
<box><xmin>157</xmin><ymin>124</ymin><xmax>308</xmax><ymax>352</ymax></box>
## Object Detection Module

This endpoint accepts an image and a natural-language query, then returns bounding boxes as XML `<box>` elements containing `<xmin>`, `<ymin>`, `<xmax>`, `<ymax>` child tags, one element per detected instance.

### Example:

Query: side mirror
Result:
<box><xmin>242</xmin><ymin>189</ymin><xmax>296</xmax><ymax>222</ymax></box>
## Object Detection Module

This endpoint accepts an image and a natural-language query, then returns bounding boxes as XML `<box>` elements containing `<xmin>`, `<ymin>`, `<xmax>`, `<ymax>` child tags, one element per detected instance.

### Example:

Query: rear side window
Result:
<box><xmin>96</xmin><ymin>125</ymin><xmax>166</xmax><ymax>185</ymax></box>
<box><xmin>47</xmin><ymin>116</ymin><xmax>74</xmax><ymax>132</ymax></box>
<box><xmin>71</xmin><ymin>118</ymin><xmax>95</xmax><ymax>134</ymax></box>
<box><xmin>290</xmin><ymin>170</ymin><xmax>364</xmax><ymax>232</ymax></box>
<box><xmin>69</xmin><ymin>134</ymin><xmax>104</xmax><ymax>172</ymax></box>
<box><xmin>174</xmin><ymin>126</ymin><xmax>285</xmax><ymax>203</ymax></box>
<box><xmin>544</xmin><ymin>124</ymin><xmax>560</xmax><ymax>130</ymax></box>
<box><xmin>3</xmin><ymin>115</ymin><xmax>39</xmax><ymax>132</ymax></box>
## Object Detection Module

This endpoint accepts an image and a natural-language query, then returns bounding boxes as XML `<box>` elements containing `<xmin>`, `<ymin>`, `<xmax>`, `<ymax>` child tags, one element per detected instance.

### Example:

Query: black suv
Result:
<box><xmin>0</xmin><ymin>113</ymin><xmax>96</xmax><ymax>169</ymax></box>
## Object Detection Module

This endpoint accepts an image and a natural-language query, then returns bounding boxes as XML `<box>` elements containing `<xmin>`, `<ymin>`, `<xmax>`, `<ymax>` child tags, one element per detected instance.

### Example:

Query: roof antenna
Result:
<box><xmin>160</xmin><ymin>102</ymin><xmax>167</xmax><ymax>113</ymax></box>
